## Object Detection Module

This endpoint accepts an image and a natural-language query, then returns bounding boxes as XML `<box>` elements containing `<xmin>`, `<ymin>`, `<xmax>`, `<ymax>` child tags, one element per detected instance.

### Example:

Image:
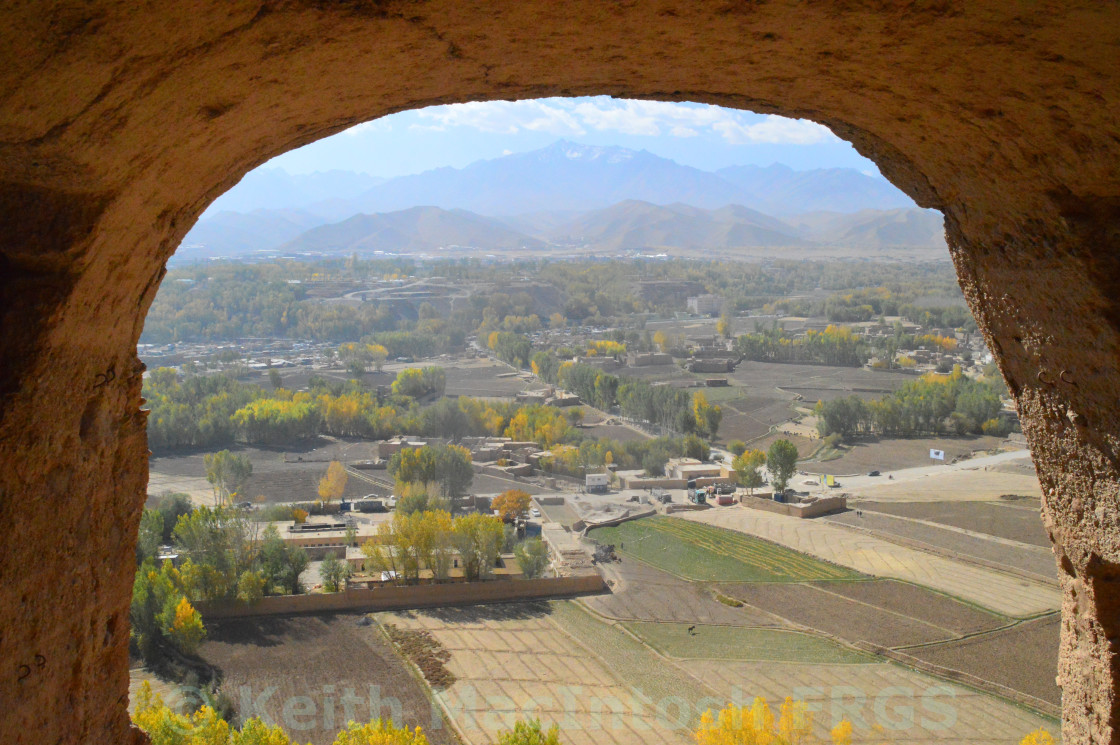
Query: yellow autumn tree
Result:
<box><xmin>492</xmin><ymin>489</ymin><xmax>532</xmax><ymax>522</ymax></box>
<box><xmin>332</xmin><ymin>720</ymin><xmax>429</xmax><ymax>745</ymax></box>
<box><xmin>1019</xmin><ymin>730</ymin><xmax>1055</xmax><ymax>745</ymax></box>
<box><xmin>717</xmin><ymin>313</ymin><xmax>732</xmax><ymax>339</ymax></box>
<box><xmin>367</xmin><ymin>343</ymin><xmax>389</xmax><ymax>373</ymax></box>
<box><xmin>829</xmin><ymin>720</ymin><xmax>852</xmax><ymax>745</ymax></box>
<box><xmin>695</xmin><ymin>698</ymin><xmax>833</xmax><ymax>745</ymax></box>
<box><xmin>155</xmin><ymin>595</ymin><xmax>206</xmax><ymax>655</ymax></box>
<box><xmin>133</xmin><ymin>679</ymin><xmax>316</xmax><ymax>745</ymax></box>
<box><xmin>318</xmin><ymin>460</ymin><xmax>348</xmax><ymax>506</ymax></box>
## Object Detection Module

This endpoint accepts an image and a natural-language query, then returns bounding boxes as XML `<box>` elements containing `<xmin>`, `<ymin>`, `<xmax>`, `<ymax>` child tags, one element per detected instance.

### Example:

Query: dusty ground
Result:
<box><xmin>150</xmin><ymin>439</ymin><xmax>380</xmax><ymax>503</ymax></box>
<box><xmin>151</xmin><ymin>438</ymin><xmax>375</xmax><ymax>477</ymax></box>
<box><xmin>905</xmin><ymin>614</ymin><xmax>1062</xmax><ymax>708</ymax></box>
<box><xmin>802</xmin><ymin>435</ymin><xmax>1008</xmax><ymax>474</ymax></box>
<box><xmin>727</xmin><ymin>361</ymin><xmax>911</xmax><ymax>402</ymax></box>
<box><xmin>819</xmin><ymin>579</ymin><xmax>1012</xmax><ymax>635</ymax></box>
<box><xmin>717</xmin><ymin>396</ymin><xmax>799</xmax><ymax>442</ymax></box>
<box><xmin>581</xmin><ymin>423</ymin><xmax>652</xmax><ymax>443</ymax></box>
<box><xmin>856</xmin><ymin>500</ymin><xmax>1051</xmax><ymax>547</ymax></box>
<box><xmin>850</xmin><ymin>468</ymin><xmax>1043</xmax><ymax>502</ymax></box>
<box><xmin>197</xmin><ymin>614</ymin><xmax>457</xmax><ymax>745</ymax></box>
<box><xmin>442</xmin><ymin>362</ymin><xmax>531</xmax><ymax>399</ymax></box>
<box><xmin>828</xmin><ymin>509</ymin><xmax>1057</xmax><ymax>581</ymax></box>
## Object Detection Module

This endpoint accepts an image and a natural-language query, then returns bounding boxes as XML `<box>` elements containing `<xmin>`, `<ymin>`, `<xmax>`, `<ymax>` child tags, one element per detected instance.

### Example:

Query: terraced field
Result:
<box><xmin>623</xmin><ymin>622</ymin><xmax>874</xmax><ymax>664</ymax></box>
<box><xmin>591</xmin><ymin>516</ymin><xmax>862</xmax><ymax>583</ymax></box>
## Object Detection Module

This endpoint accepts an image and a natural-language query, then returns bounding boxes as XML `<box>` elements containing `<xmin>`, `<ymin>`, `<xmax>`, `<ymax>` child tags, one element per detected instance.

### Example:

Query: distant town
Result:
<box><xmin>133</xmin><ymin>253</ymin><xmax>1055</xmax><ymax>745</ymax></box>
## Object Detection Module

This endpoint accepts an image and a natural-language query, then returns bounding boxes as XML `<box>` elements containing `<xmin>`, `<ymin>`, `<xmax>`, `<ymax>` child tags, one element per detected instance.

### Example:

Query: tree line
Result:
<box><xmin>132</xmin><ymin>500</ymin><xmax>310</xmax><ymax>662</ymax></box>
<box><xmin>530</xmin><ymin>355</ymin><xmax>722</xmax><ymax>439</ymax></box>
<box><xmin>734</xmin><ymin>323</ymin><xmax>868</xmax><ymax>367</ymax></box>
<box><xmin>145</xmin><ymin>367</ymin><xmax>569</xmax><ymax>451</ymax></box>
<box><xmin>814</xmin><ymin>368</ymin><xmax>1010</xmax><ymax>440</ymax></box>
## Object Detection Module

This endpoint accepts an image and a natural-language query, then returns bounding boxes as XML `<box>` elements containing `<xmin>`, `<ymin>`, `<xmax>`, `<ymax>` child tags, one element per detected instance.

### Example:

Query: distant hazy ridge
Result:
<box><xmin>182</xmin><ymin>141</ymin><xmax>945</xmax><ymax>259</ymax></box>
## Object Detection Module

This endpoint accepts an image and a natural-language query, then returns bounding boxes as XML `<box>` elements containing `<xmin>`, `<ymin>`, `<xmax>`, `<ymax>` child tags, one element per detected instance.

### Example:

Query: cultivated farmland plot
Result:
<box><xmin>377</xmin><ymin>599</ymin><xmax>1057</xmax><ymax>745</ymax></box>
<box><xmin>585</xmin><ymin>559</ymin><xmax>782</xmax><ymax>627</ymax></box>
<box><xmin>590</xmin><ymin>516</ymin><xmax>862</xmax><ymax>583</ymax></box>
<box><xmin>197</xmin><ymin>615</ymin><xmax>458</xmax><ymax>745</ymax></box>
<box><xmin>905</xmin><ymin>613</ymin><xmax>1061</xmax><ymax>708</ymax></box>
<box><xmin>827</xmin><ymin>509</ymin><xmax>1057</xmax><ymax>581</ymax></box>
<box><xmin>716</xmin><ymin>581</ymin><xmax>1006</xmax><ymax>649</ymax></box>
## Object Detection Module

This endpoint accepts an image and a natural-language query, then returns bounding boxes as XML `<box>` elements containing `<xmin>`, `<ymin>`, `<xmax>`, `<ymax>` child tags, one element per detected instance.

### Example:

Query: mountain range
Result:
<box><xmin>178</xmin><ymin>141</ymin><xmax>944</xmax><ymax>260</ymax></box>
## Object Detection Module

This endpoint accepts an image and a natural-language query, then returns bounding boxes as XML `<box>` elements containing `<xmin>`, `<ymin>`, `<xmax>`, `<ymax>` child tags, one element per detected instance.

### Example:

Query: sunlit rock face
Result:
<box><xmin>2</xmin><ymin>2</ymin><xmax>1119</xmax><ymax>743</ymax></box>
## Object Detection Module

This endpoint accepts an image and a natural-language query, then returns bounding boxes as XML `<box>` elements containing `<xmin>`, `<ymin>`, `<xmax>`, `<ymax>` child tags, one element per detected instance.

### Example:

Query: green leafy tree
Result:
<box><xmin>131</xmin><ymin>560</ymin><xmax>189</xmax><ymax>661</ymax></box>
<box><xmin>389</xmin><ymin>444</ymin><xmax>473</xmax><ymax>499</ymax></box>
<box><xmin>284</xmin><ymin>546</ymin><xmax>310</xmax><ymax>595</ymax></box>
<box><xmin>172</xmin><ymin>506</ymin><xmax>258</xmax><ymax>601</ymax></box>
<box><xmin>391</xmin><ymin>366</ymin><xmax>447</xmax><ymax>398</ymax></box>
<box><xmin>319</xmin><ymin>552</ymin><xmax>350</xmax><ymax>592</ymax></box>
<box><xmin>203</xmin><ymin>449</ymin><xmax>253</xmax><ymax>506</ymax></box>
<box><xmin>767</xmin><ymin>439</ymin><xmax>799</xmax><ymax>497</ymax></box>
<box><xmin>156</xmin><ymin>493</ymin><xmax>193</xmax><ymax>542</ymax></box>
<box><xmin>513</xmin><ymin>538</ymin><xmax>550</xmax><ymax>579</ymax></box>
<box><xmin>452</xmin><ymin>513</ymin><xmax>505</xmax><ymax>580</ymax></box>
<box><xmin>682</xmin><ymin>434</ymin><xmax>710</xmax><ymax>461</ymax></box>
<box><xmin>236</xmin><ymin>570</ymin><xmax>266</xmax><ymax>605</ymax></box>
<box><xmin>136</xmin><ymin>509</ymin><xmax>164</xmax><ymax>565</ymax></box>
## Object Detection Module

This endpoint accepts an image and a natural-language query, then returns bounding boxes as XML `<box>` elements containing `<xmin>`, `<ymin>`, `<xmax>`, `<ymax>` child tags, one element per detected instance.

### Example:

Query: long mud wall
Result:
<box><xmin>197</xmin><ymin>575</ymin><xmax>607</xmax><ymax>620</ymax></box>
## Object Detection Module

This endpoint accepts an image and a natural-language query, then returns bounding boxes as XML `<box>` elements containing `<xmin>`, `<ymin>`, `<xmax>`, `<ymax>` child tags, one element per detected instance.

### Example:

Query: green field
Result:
<box><xmin>591</xmin><ymin>516</ymin><xmax>862</xmax><ymax>582</ymax></box>
<box><xmin>624</xmin><ymin>622</ymin><xmax>875</xmax><ymax>664</ymax></box>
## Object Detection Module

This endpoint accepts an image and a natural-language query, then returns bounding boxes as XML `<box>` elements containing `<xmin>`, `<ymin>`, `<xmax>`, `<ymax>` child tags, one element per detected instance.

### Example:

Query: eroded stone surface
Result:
<box><xmin>2</xmin><ymin>2</ymin><xmax>1119</xmax><ymax>743</ymax></box>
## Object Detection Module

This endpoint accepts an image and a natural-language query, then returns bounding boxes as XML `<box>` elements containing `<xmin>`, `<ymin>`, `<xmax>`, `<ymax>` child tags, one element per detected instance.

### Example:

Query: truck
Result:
<box><xmin>689</xmin><ymin>489</ymin><xmax>707</xmax><ymax>505</ymax></box>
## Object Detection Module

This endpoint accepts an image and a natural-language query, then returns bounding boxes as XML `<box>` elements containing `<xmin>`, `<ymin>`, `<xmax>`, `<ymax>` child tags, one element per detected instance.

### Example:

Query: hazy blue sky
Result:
<box><xmin>268</xmin><ymin>96</ymin><xmax>883</xmax><ymax>178</ymax></box>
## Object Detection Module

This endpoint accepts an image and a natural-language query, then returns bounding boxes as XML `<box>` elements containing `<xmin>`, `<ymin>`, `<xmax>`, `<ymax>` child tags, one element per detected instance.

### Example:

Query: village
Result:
<box><xmin>135</xmin><ymin>276</ymin><xmax>1056</xmax><ymax>745</ymax></box>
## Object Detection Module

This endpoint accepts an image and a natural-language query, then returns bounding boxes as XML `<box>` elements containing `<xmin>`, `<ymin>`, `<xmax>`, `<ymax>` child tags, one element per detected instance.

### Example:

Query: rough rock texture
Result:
<box><xmin>1</xmin><ymin>2</ymin><xmax>1119</xmax><ymax>743</ymax></box>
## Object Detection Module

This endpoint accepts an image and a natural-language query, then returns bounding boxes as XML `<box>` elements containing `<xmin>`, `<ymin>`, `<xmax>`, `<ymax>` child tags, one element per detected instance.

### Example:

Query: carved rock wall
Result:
<box><xmin>2</xmin><ymin>2</ymin><xmax>1119</xmax><ymax>743</ymax></box>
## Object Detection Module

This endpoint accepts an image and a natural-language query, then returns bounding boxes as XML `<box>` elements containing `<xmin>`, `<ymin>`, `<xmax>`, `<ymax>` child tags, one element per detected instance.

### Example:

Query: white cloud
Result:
<box><xmin>343</xmin><ymin>119</ymin><xmax>392</xmax><ymax>136</ymax></box>
<box><xmin>416</xmin><ymin>100</ymin><xmax>585</xmax><ymax>136</ymax></box>
<box><xmin>711</xmin><ymin>115</ymin><xmax>834</xmax><ymax>145</ymax></box>
<box><xmin>385</xmin><ymin>97</ymin><xmax>837</xmax><ymax>146</ymax></box>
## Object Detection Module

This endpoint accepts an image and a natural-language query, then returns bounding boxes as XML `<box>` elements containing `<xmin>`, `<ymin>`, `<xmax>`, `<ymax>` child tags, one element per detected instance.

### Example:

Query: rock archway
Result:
<box><xmin>3</xmin><ymin>2</ymin><xmax>1119</xmax><ymax>743</ymax></box>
